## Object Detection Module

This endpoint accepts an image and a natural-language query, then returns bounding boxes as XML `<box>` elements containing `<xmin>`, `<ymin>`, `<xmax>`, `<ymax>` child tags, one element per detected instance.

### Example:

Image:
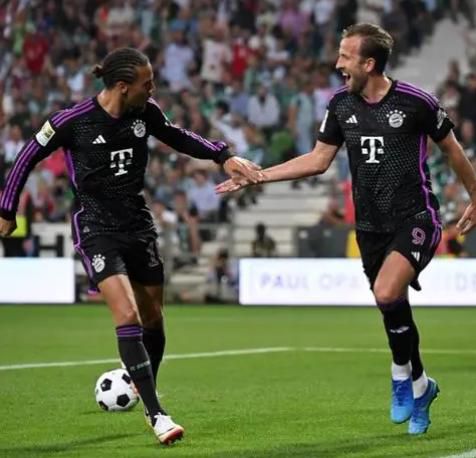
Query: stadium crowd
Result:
<box><xmin>0</xmin><ymin>0</ymin><xmax>475</xmax><ymax>261</ymax></box>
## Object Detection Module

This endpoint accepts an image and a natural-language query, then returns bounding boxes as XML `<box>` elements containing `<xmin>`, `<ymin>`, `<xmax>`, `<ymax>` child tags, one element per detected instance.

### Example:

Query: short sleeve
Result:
<box><xmin>420</xmin><ymin>98</ymin><xmax>454</xmax><ymax>143</ymax></box>
<box><xmin>317</xmin><ymin>97</ymin><xmax>344</xmax><ymax>147</ymax></box>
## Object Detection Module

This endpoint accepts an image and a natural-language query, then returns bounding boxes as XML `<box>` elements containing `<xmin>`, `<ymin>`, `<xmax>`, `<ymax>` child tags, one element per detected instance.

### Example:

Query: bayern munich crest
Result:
<box><xmin>92</xmin><ymin>254</ymin><xmax>106</xmax><ymax>273</ymax></box>
<box><xmin>132</xmin><ymin>119</ymin><xmax>146</xmax><ymax>137</ymax></box>
<box><xmin>386</xmin><ymin>110</ymin><xmax>406</xmax><ymax>128</ymax></box>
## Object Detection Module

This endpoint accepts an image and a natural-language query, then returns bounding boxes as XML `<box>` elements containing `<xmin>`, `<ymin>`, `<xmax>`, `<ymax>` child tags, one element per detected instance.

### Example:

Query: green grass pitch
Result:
<box><xmin>0</xmin><ymin>305</ymin><xmax>475</xmax><ymax>457</ymax></box>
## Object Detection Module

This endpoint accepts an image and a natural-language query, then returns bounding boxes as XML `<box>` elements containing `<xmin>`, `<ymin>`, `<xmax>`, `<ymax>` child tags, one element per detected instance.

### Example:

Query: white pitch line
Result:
<box><xmin>0</xmin><ymin>345</ymin><xmax>474</xmax><ymax>371</ymax></box>
<box><xmin>0</xmin><ymin>347</ymin><xmax>293</xmax><ymax>371</ymax></box>
<box><xmin>439</xmin><ymin>450</ymin><xmax>476</xmax><ymax>458</ymax></box>
<box><xmin>303</xmin><ymin>347</ymin><xmax>476</xmax><ymax>355</ymax></box>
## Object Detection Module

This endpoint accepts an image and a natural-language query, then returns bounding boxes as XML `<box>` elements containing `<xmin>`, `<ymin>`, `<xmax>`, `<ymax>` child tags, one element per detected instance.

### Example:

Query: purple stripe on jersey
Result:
<box><xmin>51</xmin><ymin>99</ymin><xmax>94</xmax><ymax>124</ymax></box>
<box><xmin>0</xmin><ymin>141</ymin><xmax>34</xmax><ymax>209</ymax></box>
<box><xmin>179</xmin><ymin>128</ymin><xmax>219</xmax><ymax>150</ymax></box>
<box><xmin>396</xmin><ymin>84</ymin><xmax>438</xmax><ymax>109</ymax></box>
<box><xmin>2</xmin><ymin>142</ymin><xmax>40</xmax><ymax>211</ymax></box>
<box><xmin>65</xmin><ymin>149</ymin><xmax>78</xmax><ymax>188</ymax></box>
<box><xmin>147</xmin><ymin>97</ymin><xmax>161</xmax><ymax>109</ymax></box>
<box><xmin>51</xmin><ymin>101</ymin><xmax>92</xmax><ymax>125</ymax></box>
<box><xmin>418</xmin><ymin>135</ymin><xmax>439</xmax><ymax>246</ymax></box>
<box><xmin>431</xmin><ymin>226</ymin><xmax>442</xmax><ymax>248</ymax></box>
<box><xmin>79</xmin><ymin>250</ymin><xmax>94</xmax><ymax>279</ymax></box>
<box><xmin>72</xmin><ymin>206</ymin><xmax>94</xmax><ymax>278</ymax></box>
<box><xmin>334</xmin><ymin>85</ymin><xmax>347</xmax><ymax>95</ymax></box>
<box><xmin>397</xmin><ymin>82</ymin><xmax>438</xmax><ymax>105</ymax></box>
<box><xmin>150</xmin><ymin>96</ymin><xmax>224</xmax><ymax>152</ymax></box>
<box><xmin>0</xmin><ymin>139</ymin><xmax>37</xmax><ymax>208</ymax></box>
<box><xmin>55</xmin><ymin>102</ymin><xmax>95</xmax><ymax>127</ymax></box>
<box><xmin>395</xmin><ymin>87</ymin><xmax>436</xmax><ymax>109</ymax></box>
<box><xmin>395</xmin><ymin>84</ymin><xmax>438</xmax><ymax>109</ymax></box>
<box><xmin>66</xmin><ymin>150</ymin><xmax>93</xmax><ymax>277</ymax></box>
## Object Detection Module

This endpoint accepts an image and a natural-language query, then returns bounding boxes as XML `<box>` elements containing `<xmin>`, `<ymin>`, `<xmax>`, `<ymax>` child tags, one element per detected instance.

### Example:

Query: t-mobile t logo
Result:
<box><xmin>361</xmin><ymin>136</ymin><xmax>384</xmax><ymax>163</ymax></box>
<box><xmin>110</xmin><ymin>148</ymin><xmax>133</xmax><ymax>176</ymax></box>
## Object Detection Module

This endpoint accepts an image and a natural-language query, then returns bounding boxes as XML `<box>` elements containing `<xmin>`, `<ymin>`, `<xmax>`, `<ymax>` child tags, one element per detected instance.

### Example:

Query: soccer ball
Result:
<box><xmin>94</xmin><ymin>368</ymin><xmax>139</xmax><ymax>412</ymax></box>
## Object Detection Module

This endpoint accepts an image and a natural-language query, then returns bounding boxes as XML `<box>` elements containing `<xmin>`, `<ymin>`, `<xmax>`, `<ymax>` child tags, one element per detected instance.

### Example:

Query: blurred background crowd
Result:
<box><xmin>0</xmin><ymin>0</ymin><xmax>475</xmax><ymax>269</ymax></box>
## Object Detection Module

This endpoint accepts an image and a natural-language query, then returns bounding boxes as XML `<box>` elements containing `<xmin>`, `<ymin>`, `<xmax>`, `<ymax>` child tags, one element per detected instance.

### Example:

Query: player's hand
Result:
<box><xmin>222</xmin><ymin>156</ymin><xmax>263</xmax><ymax>183</ymax></box>
<box><xmin>215</xmin><ymin>176</ymin><xmax>251</xmax><ymax>194</ymax></box>
<box><xmin>0</xmin><ymin>217</ymin><xmax>17</xmax><ymax>237</ymax></box>
<box><xmin>456</xmin><ymin>202</ymin><xmax>476</xmax><ymax>235</ymax></box>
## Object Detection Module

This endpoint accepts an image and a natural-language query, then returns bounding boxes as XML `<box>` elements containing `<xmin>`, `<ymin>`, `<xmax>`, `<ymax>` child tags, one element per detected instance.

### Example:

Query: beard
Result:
<box><xmin>348</xmin><ymin>73</ymin><xmax>367</xmax><ymax>94</ymax></box>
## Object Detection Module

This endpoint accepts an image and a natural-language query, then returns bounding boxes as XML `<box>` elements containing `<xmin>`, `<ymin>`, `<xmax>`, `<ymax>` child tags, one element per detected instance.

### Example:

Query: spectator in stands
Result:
<box><xmin>247</xmin><ymin>83</ymin><xmax>280</xmax><ymax>139</ymax></box>
<box><xmin>314</xmin><ymin>64</ymin><xmax>335</xmax><ymax>108</ymax></box>
<box><xmin>460</xmin><ymin>119</ymin><xmax>476</xmax><ymax>159</ymax></box>
<box><xmin>288</xmin><ymin>76</ymin><xmax>315</xmax><ymax>157</ymax></box>
<box><xmin>205</xmin><ymin>247</ymin><xmax>238</xmax><ymax>303</ymax></box>
<box><xmin>200</xmin><ymin>25</ymin><xmax>231</xmax><ymax>87</ymax></box>
<box><xmin>173</xmin><ymin>189</ymin><xmax>201</xmax><ymax>264</ymax></box>
<box><xmin>3</xmin><ymin>123</ymin><xmax>25</xmax><ymax>164</ymax></box>
<box><xmin>151</xmin><ymin>197</ymin><xmax>179</xmax><ymax>262</ymax></box>
<box><xmin>187</xmin><ymin>169</ymin><xmax>221</xmax><ymax>222</ymax></box>
<box><xmin>251</xmin><ymin>222</ymin><xmax>277</xmax><ymax>257</ymax></box>
<box><xmin>459</xmin><ymin>72</ymin><xmax>476</xmax><ymax>125</ymax></box>
<box><xmin>161</xmin><ymin>22</ymin><xmax>195</xmax><ymax>92</ymax></box>
<box><xmin>228</xmin><ymin>78</ymin><xmax>249</xmax><ymax>119</ymax></box>
<box><xmin>445</xmin><ymin>218</ymin><xmax>468</xmax><ymax>257</ymax></box>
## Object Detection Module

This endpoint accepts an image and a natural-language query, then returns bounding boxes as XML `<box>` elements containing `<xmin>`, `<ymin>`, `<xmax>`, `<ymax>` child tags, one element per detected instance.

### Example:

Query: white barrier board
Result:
<box><xmin>239</xmin><ymin>258</ymin><xmax>476</xmax><ymax>306</ymax></box>
<box><xmin>0</xmin><ymin>258</ymin><xmax>75</xmax><ymax>303</ymax></box>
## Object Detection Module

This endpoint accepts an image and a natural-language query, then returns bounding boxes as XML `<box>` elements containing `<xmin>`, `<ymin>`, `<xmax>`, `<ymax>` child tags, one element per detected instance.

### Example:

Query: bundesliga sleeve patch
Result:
<box><xmin>35</xmin><ymin>120</ymin><xmax>55</xmax><ymax>146</ymax></box>
<box><xmin>436</xmin><ymin>108</ymin><xmax>447</xmax><ymax>129</ymax></box>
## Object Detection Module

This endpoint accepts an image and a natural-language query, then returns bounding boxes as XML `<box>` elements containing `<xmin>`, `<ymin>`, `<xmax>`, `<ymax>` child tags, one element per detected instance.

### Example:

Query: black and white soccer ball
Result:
<box><xmin>94</xmin><ymin>368</ymin><xmax>139</xmax><ymax>412</ymax></box>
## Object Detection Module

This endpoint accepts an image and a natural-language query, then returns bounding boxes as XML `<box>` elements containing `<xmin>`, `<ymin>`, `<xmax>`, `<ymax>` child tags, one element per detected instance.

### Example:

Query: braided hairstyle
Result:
<box><xmin>92</xmin><ymin>48</ymin><xmax>149</xmax><ymax>88</ymax></box>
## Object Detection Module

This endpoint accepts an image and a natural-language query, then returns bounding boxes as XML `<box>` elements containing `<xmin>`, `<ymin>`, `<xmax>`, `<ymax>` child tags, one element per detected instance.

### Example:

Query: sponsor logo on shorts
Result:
<box><xmin>146</xmin><ymin>241</ymin><xmax>160</xmax><ymax>267</ymax></box>
<box><xmin>411</xmin><ymin>251</ymin><xmax>421</xmax><ymax>262</ymax></box>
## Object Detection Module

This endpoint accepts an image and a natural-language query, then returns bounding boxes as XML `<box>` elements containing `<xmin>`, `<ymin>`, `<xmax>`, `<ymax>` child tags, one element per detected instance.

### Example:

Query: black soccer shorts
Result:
<box><xmin>76</xmin><ymin>231</ymin><xmax>164</xmax><ymax>289</ymax></box>
<box><xmin>356</xmin><ymin>212</ymin><xmax>442</xmax><ymax>291</ymax></box>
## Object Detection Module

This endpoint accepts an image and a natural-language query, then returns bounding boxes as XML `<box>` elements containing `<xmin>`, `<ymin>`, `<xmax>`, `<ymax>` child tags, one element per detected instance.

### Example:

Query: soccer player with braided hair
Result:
<box><xmin>0</xmin><ymin>47</ymin><xmax>262</xmax><ymax>445</ymax></box>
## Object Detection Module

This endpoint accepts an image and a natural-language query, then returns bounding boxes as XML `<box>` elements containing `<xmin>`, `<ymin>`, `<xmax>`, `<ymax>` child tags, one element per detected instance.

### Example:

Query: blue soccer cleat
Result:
<box><xmin>391</xmin><ymin>377</ymin><xmax>414</xmax><ymax>423</ymax></box>
<box><xmin>408</xmin><ymin>378</ymin><xmax>440</xmax><ymax>435</ymax></box>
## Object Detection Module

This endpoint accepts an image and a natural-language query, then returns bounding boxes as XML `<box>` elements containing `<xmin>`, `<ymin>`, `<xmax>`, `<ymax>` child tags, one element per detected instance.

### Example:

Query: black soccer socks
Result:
<box><xmin>142</xmin><ymin>324</ymin><xmax>166</xmax><ymax>384</ymax></box>
<box><xmin>116</xmin><ymin>324</ymin><xmax>163</xmax><ymax>417</ymax></box>
<box><xmin>378</xmin><ymin>298</ymin><xmax>424</xmax><ymax>380</ymax></box>
<box><xmin>379</xmin><ymin>298</ymin><xmax>414</xmax><ymax>366</ymax></box>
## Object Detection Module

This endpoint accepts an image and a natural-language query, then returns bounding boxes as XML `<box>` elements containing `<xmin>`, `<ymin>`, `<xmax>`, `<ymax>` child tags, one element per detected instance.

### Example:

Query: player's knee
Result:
<box><xmin>116</xmin><ymin>306</ymin><xmax>141</xmax><ymax>326</ymax></box>
<box><xmin>373</xmin><ymin>283</ymin><xmax>402</xmax><ymax>309</ymax></box>
<box><xmin>141</xmin><ymin>314</ymin><xmax>163</xmax><ymax>329</ymax></box>
<box><xmin>139</xmin><ymin>302</ymin><xmax>163</xmax><ymax>328</ymax></box>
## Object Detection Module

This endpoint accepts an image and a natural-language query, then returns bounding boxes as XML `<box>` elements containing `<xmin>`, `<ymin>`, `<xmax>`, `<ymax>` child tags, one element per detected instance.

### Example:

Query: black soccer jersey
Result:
<box><xmin>317</xmin><ymin>79</ymin><xmax>454</xmax><ymax>232</ymax></box>
<box><xmin>0</xmin><ymin>97</ymin><xmax>231</xmax><ymax>245</ymax></box>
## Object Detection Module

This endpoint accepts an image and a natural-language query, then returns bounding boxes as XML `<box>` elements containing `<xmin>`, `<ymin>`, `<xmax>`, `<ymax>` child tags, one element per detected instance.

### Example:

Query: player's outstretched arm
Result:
<box><xmin>438</xmin><ymin>131</ymin><xmax>476</xmax><ymax>234</ymax></box>
<box><xmin>215</xmin><ymin>141</ymin><xmax>339</xmax><ymax>194</ymax></box>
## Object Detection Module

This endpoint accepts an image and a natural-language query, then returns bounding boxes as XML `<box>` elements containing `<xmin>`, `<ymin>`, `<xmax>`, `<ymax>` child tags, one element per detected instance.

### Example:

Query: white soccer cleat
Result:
<box><xmin>152</xmin><ymin>413</ymin><xmax>184</xmax><ymax>445</ymax></box>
